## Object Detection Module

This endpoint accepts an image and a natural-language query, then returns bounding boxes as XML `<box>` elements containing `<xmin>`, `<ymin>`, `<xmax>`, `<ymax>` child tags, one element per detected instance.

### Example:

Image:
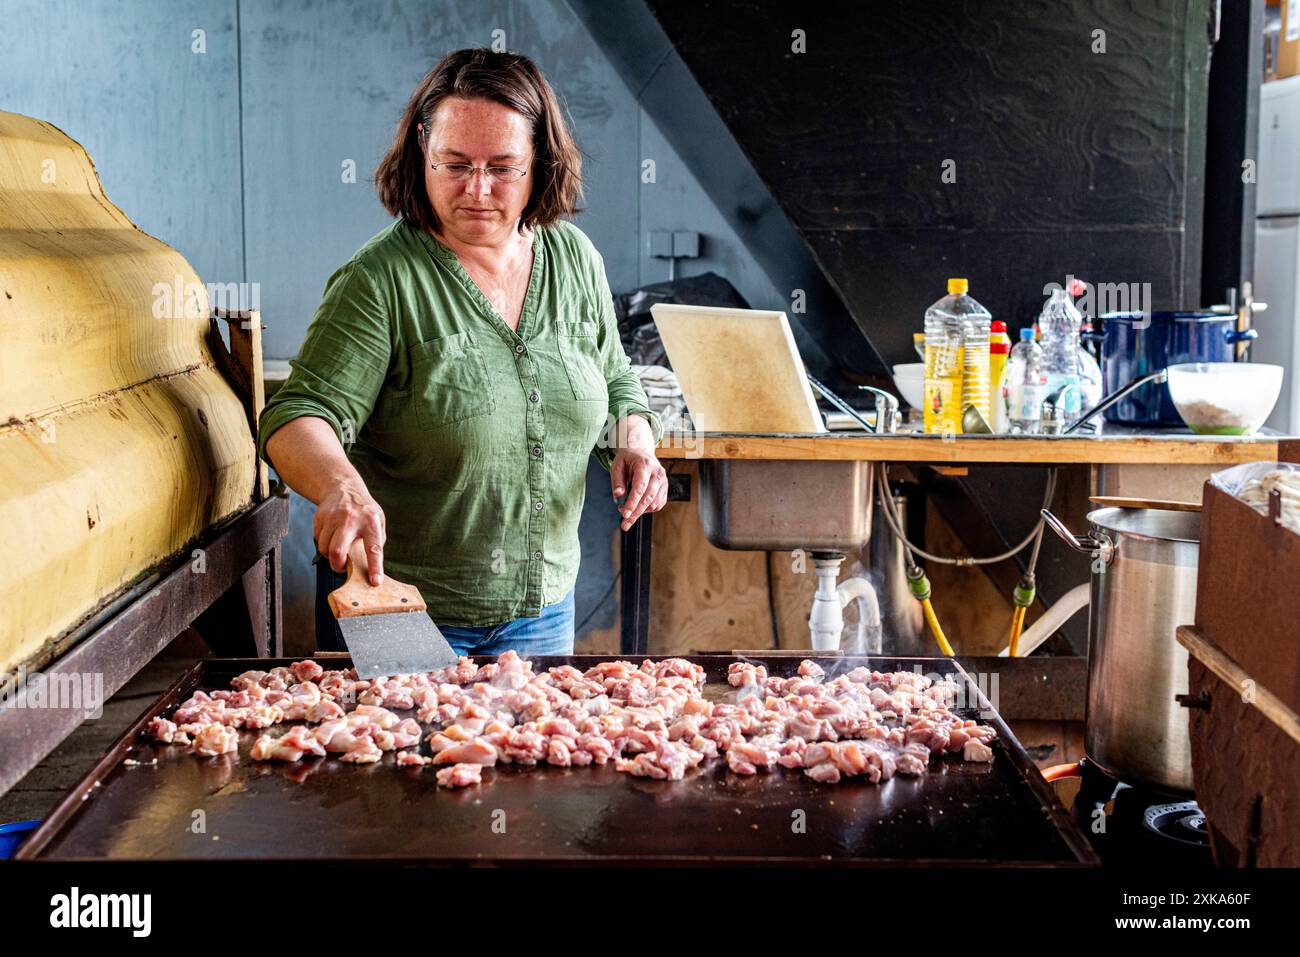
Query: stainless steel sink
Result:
<box><xmin>697</xmin><ymin>460</ymin><xmax>874</xmax><ymax>551</ymax></box>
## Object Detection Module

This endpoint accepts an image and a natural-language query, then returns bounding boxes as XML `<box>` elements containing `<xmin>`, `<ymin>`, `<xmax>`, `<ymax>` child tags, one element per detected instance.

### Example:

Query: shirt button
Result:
<box><xmin>515</xmin><ymin>343</ymin><xmax>526</xmax><ymax>355</ymax></box>
<box><xmin>531</xmin><ymin>445</ymin><xmax>542</xmax><ymax>457</ymax></box>
<box><xmin>533</xmin><ymin>550</ymin><xmax>543</xmax><ymax>561</ymax></box>
<box><xmin>529</xmin><ymin>391</ymin><xmax>540</xmax><ymax>403</ymax></box>
<box><xmin>534</xmin><ymin>501</ymin><xmax>544</xmax><ymax>511</ymax></box>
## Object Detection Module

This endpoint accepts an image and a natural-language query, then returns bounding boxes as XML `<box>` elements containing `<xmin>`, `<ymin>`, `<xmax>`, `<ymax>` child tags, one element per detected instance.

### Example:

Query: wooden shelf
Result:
<box><xmin>655</xmin><ymin>431</ymin><xmax>1284</xmax><ymax>465</ymax></box>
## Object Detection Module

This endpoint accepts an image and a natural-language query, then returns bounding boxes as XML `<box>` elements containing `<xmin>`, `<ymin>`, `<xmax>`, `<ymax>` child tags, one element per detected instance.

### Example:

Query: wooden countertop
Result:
<box><xmin>655</xmin><ymin>429</ymin><xmax>1286</xmax><ymax>465</ymax></box>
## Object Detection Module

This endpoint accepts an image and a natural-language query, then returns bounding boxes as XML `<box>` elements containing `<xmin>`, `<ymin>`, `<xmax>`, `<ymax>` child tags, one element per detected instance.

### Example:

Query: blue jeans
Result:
<box><xmin>314</xmin><ymin>560</ymin><xmax>575</xmax><ymax>657</ymax></box>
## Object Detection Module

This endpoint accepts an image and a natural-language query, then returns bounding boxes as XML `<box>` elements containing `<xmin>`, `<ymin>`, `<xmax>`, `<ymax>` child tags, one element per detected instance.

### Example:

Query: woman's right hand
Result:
<box><xmin>314</xmin><ymin>482</ymin><xmax>387</xmax><ymax>586</ymax></box>
<box><xmin>263</xmin><ymin>416</ymin><xmax>387</xmax><ymax>586</ymax></box>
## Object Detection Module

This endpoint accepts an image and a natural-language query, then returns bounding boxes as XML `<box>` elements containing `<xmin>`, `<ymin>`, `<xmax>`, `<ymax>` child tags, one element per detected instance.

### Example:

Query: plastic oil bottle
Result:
<box><xmin>923</xmin><ymin>278</ymin><xmax>992</xmax><ymax>433</ymax></box>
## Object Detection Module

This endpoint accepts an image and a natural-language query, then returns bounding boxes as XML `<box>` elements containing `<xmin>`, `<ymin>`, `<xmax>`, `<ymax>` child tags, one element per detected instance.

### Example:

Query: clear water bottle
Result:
<box><xmin>1039</xmin><ymin>286</ymin><xmax>1085</xmax><ymax>425</ymax></box>
<box><xmin>1006</xmin><ymin>328</ymin><xmax>1046</xmax><ymax>433</ymax></box>
<box><xmin>923</xmin><ymin>278</ymin><xmax>991</xmax><ymax>434</ymax></box>
<box><xmin>1078</xmin><ymin>344</ymin><xmax>1103</xmax><ymax>412</ymax></box>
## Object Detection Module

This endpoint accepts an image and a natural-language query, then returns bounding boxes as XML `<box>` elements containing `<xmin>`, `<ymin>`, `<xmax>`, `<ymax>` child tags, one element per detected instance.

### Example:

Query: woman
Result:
<box><xmin>259</xmin><ymin>48</ymin><xmax>667</xmax><ymax>656</ymax></box>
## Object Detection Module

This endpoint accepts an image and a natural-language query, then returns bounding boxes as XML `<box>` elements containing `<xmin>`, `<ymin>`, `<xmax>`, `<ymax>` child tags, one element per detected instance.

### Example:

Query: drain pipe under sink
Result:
<box><xmin>809</xmin><ymin>554</ymin><xmax>883</xmax><ymax>653</ymax></box>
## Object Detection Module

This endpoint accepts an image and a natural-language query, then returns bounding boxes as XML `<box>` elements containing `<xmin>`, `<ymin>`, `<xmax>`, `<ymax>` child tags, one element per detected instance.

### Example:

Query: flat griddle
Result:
<box><xmin>17</xmin><ymin>655</ymin><xmax>1098</xmax><ymax>865</ymax></box>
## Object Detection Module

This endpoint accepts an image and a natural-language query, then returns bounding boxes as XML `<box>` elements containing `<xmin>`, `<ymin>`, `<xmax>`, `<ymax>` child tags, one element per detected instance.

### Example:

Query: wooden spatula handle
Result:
<box><xmin>327</xmin><ymin>539</ymin><xmax>427</xmax><ymax>618</ymax></box>
<box><xmin>1089</xmin><ymin>495</ymin><xmax>1201</xmax><ymax>512</ymax></box>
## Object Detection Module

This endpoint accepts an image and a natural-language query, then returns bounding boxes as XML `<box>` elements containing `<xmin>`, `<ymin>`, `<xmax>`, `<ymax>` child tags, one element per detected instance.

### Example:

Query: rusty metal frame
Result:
<box><xmin>0</xmin><ymin>495</ymin><xmax>289</xmax><ymax>796</ymax></box>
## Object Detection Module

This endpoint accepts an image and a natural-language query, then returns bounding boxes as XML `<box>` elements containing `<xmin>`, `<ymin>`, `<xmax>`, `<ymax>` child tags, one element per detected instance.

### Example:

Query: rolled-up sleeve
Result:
<box><xmin>588</xmin><ymin>251</ymin><xmax>662</xmax><ymax>469</ymax></box>
<box><xmin>257</xmin><ymin>261</ymin><xmax>392</xmax><ymax>465</ymax></box>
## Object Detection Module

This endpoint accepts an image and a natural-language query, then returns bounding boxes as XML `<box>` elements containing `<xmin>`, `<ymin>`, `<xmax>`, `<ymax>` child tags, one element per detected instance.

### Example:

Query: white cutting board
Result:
<box><xmin>650</xmin><ymin>303</ymin><xmax>825</xmax><ymax>433</ymax></box>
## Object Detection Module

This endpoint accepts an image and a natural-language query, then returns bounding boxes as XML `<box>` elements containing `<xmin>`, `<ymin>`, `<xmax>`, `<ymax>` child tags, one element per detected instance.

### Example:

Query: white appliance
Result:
<box><xmin>1256</xmin><ymin>75</ymin><xmax>1300</xmax><ymax>432</ymax></box>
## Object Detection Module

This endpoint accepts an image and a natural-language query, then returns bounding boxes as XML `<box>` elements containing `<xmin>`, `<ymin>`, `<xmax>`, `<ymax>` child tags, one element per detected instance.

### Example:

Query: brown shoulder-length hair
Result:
<box><xmin>375</xmin><ymin>48</ymin><xmax>583</xmax><ymax>235</ymax></box>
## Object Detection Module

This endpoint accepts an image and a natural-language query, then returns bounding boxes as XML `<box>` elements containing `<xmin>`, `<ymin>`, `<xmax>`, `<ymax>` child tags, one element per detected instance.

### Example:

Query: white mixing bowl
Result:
<box><xmin>892</xmin><ymin>363</ymin><xmax>926</xmax><ymax>410</ymax></box>
<box><xmin>1166</xmin><ymin>362</ymin><xmax>1283</xmax><ymax>435</ymax></box>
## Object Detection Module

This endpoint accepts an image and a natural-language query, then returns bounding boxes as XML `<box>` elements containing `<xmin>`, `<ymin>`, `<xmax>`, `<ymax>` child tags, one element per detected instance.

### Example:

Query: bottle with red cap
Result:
<box><xmin>989</xmin><ymin>320</ymin><xmax>1012</xmax><ymax>432</ymax></box>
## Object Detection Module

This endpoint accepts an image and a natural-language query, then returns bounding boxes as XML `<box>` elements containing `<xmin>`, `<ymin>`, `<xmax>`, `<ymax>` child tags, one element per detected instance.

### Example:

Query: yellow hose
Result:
<box><xmin>1008</xmin><ymin>604</ymin><xmax>1027</xmax><ymax>658</ymax></box>
<box><xmin>920</xmin><ymin>598</ymin><xmax>955</xmax><ymax>656</ymax></box>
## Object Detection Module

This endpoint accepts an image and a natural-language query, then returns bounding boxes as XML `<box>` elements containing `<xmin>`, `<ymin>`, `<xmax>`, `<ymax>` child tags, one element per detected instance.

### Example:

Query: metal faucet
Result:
<box><xmin>1065</xmin><ymin>368</ymin><xmax>1168</xmax><ymax>435</ymax></box>
<box><xmin>857</xmin><ymin>386</ymin><xmax>899</xmax><ymax>433</ymax></box>
<box><xmin>806</xmin><ymin>374</ymin><xmax>899</xmax><ymax>433</ymax></box>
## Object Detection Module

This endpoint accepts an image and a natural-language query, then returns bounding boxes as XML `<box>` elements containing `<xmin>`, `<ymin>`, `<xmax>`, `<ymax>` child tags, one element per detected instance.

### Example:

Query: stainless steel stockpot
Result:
<box><xmin>1043</xmin><ymin>506</ymin><xmax>1200</xmax><ymax>794</ymax></box>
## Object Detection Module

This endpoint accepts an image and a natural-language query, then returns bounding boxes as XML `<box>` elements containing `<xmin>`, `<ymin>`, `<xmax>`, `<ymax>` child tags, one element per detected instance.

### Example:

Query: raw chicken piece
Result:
<box><xmin>147</xmin><ymin>717</ymin><xmax>183</xmax><ymax>744</ymax></box>
<box><xmin>614</xmin><ymin>727</ymin><xmax>660</xmax><ymax>755</ymax></box>
<box><xmin>278</xmin><ymin>682</ymin><xmax>324</xmax><ymax>721</ymax></box>
<box><xmin>726</xmin><ymin>748</ymin><xmax>757</xmax><ymax>776</ymax></box>
<box><xmin>616</xmin><ymin>754</ymin><xmax>669</xmax><ymax>779</ymax></box>
<box><xmin>189</xmin><ymin>724</ymin><xmax>238</xmax><ymax>757</ymax></box>
<box><xmin>321</xmin><ymin>723</ymin><xmax>376</xmax><ymax>754</ymax></box>
<box><xmin>440</xmin><ymin>723</ymin><xmax>478</xmax><ymax>742</ymax></box>
<box><xmin>689</xmin><ymin>735</ymin><xmax>719</xmax><ymax>759</ymax></box>
<box><xmin>681</xmin><ymin>697</ymin><xmax>713</xmax><ymax>718</ymax></box>
<box><xmin>728</xmin><ymin>740</ymin><xmax>778</xmax><ymax>770</ymax></box>
<box><xmin>536</xmin><ymin>716</ymin><xmax>580</xmax><ymax>739</ymax></box>
<box><xmin>905</xmin><ymin>718</ymin><xmax>952</xmax><ymax>754</ymax></box>
<box><xmin>804</xmin><ymin>762</ymin><xmax>841</xmax><ymax>783</ymax></box>
<box><xmin>351</xmin><ymin>704</ymin><xmax>400</xmax><ymax>730</ymax></box>
<box><xmin>289</xmin><ymin>659</ymin><xmax>324</xmax><ymax>683</ymax></box>
<box><xmin>306</xmin><ymin>700</ymin><xmax>345</xmax><ymax>723</ymax></box>
<box><xmin>963</xmin><ymin>738</ymin><xmax>994</xmax><ymax>763</ymax></box>
<box><xmin>425</xmin><ymin>732</ymin><xmax>460</xmax><ymax>754</ymax></box>
<box><xmin>432</xmin><ymin>740</ymin><xmax>498</xmax><ymax>766</ymax></box>
<box><xmin>339</xmin><ymin>737</ymin><xmax>383</xmax><ymax>764</ymax></box>
<box><xmin>727</xmin><ymin>662</ymin><xmax>768</xmax><ymax>688</ymax></box>
<box><xmin>229</xmin><ymin>704</ymin><xmax>283</xmax><ymax>730</ymax></box>
<box><xmin>396</xmin><ymin>751</ymin><xmax>430</xmax><ymax>768</ymax></box>
<box><xmin>546</xmin><ymin>738</ymin><xmax>573</xmax><ymax>767</ymax></box>
<box><xmin>642</xmin><ymin>657</ymin><xmax>707</xmax><ymax>687</ymax></box>
<box><xmin>212</xmin><ymin>689</ymin><xmax>258</xmax><ymax>708</ymax></box>
<box><xmin>667</xmin><ymin>716</ymin><xmax>701</xmax><ymax>741</ymax></box>
<box><xmin>230</xmin><ymin>670</ymin><xmax>268</xmax><ymax>691</ymax></box>
<box><xmin>174</xmin><ymin>699</ymin><xmax>228</xmax><ymax>726</ymax></box>
<box><xmin>436</xmin><ymin>763</ymin><xmax>483</xmax><ymax>788</ymax></box>
<box><xmin>896</xmin><ymin>751</ymin><xmax>928</xmax><ymax>776</ymax></box>
<box><xmin>650</xmin><ymin>740</ymin><xmax>703</xmax><ymax>780</ymax></box>
<box><xmin>578</xmin><ymin>734</ymin><xmax>614</xmax><ymax>765</ymax></box>
<box><xmin>500</xmin><ymin>727</ymin><xmax>548</xmax><ymax>765</ymax></box>
<box><xmin>798</xmin><ymin>660</ymin><xmax>825</xmax><ymax>680</ymax></box>
<box><xmin>250</xmin><ymin>726</ymin><xmax>326</xmax><ymax>762</ymax></box>
<box><xmin>776</xmin><ymin>737</ymin><xmax>808</xmax><ymax>769</ymax></box>
<box><xmin>372</xmin><ymin>721</ymin><xmax>422</xmax><ymax>752</ymax></box>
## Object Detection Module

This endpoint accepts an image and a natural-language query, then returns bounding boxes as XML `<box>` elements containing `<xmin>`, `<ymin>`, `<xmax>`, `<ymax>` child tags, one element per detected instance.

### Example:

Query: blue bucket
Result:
<box><xmin>0</xmin><ymin>820</ymin><xmax>40</xmax><ymax>859</ymax></box>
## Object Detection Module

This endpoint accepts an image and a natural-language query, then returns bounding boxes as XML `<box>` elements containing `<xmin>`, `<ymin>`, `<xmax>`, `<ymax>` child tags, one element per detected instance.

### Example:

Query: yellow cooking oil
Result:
<box><xmin>923</xmin><ymin>278</ymin><xmax>991</xmax><ymax>434</ymax></box>
<box><xmin>923</xmin><ymin>341</ymin><xmax>965</xmax><ymax>434</ymax></box>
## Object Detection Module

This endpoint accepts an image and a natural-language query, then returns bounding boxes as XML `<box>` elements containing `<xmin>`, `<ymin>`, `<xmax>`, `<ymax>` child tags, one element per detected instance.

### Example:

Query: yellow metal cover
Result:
<box><xmin>0</xmin><ymin>111</ymin><xmax>256</xmax><ymax>673</ymax></box>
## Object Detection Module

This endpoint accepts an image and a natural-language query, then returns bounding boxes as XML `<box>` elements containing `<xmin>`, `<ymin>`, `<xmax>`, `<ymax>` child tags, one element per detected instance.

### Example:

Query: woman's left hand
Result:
<box><xmin>609</xmin><ymin>415</ymin><xmax>667</xmax><ymax>531</ymax></box>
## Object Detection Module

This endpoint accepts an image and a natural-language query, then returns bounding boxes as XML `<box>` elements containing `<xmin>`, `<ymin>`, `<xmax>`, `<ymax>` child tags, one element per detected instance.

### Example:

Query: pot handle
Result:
<box><xmin>1041</xmin><ymin>509</ymin><xmax>1115</xmax><ymax>565</ymax></box>
<box><xmin>1224</xmin><ymin>328</ymin><xmax>1258</xmax><ymax>345</ymax></box>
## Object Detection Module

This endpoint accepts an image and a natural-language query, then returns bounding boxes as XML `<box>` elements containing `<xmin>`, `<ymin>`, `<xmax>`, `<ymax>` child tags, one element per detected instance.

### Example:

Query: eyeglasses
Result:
<box><xmin>429</xmin><ymin>161</ymin><xmax>529</xmax><ymax>184</ymax></box>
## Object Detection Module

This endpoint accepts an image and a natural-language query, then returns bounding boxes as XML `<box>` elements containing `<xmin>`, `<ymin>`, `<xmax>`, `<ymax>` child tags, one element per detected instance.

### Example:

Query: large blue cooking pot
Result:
<box><xmin>1099</xmin><ymin>312</ymin><xmax>1257</xmax><ymax>426</ymax></box>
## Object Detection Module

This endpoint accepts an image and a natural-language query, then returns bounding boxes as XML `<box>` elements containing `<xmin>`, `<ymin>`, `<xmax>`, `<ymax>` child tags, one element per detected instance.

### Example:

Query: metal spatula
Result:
<box><xmin>327</xmin><ymin>540</ymin><xmax>460</xmax><ymax>677</ymax></box>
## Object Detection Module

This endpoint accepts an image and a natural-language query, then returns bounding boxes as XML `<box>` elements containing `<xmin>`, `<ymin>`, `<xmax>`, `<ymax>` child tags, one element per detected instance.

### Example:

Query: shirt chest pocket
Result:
<box><xmin>408</xmin><ymin>332</ymin><xmax>496</xmax><ymax>429</ymax></box>
<box><xmin>556</xmin><ymin>320</ymin><xmax>608</xmax><ymax>403</ymax></box>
